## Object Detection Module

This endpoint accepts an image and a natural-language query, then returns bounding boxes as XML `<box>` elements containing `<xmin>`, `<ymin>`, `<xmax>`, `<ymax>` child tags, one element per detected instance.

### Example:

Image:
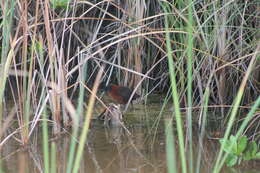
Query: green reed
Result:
<box><xmin>66</xmin><ymin>61</ymin><xmax>87</xmax><ymax>173</ymax></box>
<box><xmin>51</xmin><ymin>142</ymin><xmax>57</xmax><ymax>173</ymax></box>
<box><xmin>165</xmin><ymin>119</ymin><xmax>177</xmax><ymax>173</ymax></box>
<box><xmin>186</xmin><ymin>0</ymin><xmax>194</xmax><ymax>172</ymax></box>
<box><xmin>213</xmin><ymin>45</ymin><xmax>260</xmax><ymax>173</ymax></box>
<box><xmin>72</xmin><ymin>68</ymin><xmax>103</xmax><ymax>173</ymax></box>
<box><xmin>42</xmin><ymin>108</ymin><xmax>49</xmax><ymax>173</ymax></box>
<box><xmin>161</xmin><ymin>1</ymin><xmax>187</xmax><ymax>172</ymax></box>
<box><xmin>0</xmin><ymin>0</ymin><xmax>16</xmax><ymax>136</ymax></box>
<box><xmin>1</xmin><ymin>0</ymin><xmax>259</xmax><ymax>172</ymax></box>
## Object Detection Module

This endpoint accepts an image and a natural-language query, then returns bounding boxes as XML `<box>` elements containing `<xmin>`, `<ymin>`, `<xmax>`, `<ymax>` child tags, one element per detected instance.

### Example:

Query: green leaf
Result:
<box><xmin>236</xmin><ymin>136</ymin><xmax>247</xmax><ymax>155</ymax></box>
<box><xmin>243</xmin><ymin>151</ymin><xmax>251</xmax><ymax>160</ymax></box>
<box><xmin>249</xmin><ymin>141</ymin><xmax>257</xmax><ymax>156</ymax></box>
<box><xmin>243</xmin><ymin>141</ymin><xmax>257</xmax><ymax>160</ymax></box>
<box><xmin>219</xmin><ymin>139</ymin><xmax>227</xmax><ymax>152</ymax></box>
<box><xmin>253</xmin><ymin>152</ymin><xmax>260</xmax><ymax>159</ymax></box>
<box><xmin>220</xmin><ymin>138</ymin><xmax>233</xmax><ymax>153</ymax></box>
<box><xmin>226</xmin><ymin>154</ymin><xmax>237</xmax><ymax>167</ymax></box>
<box><xmin>229</xmin><ymin>135</ymin><xmax>238</xmax><ymax>154</ymax></box>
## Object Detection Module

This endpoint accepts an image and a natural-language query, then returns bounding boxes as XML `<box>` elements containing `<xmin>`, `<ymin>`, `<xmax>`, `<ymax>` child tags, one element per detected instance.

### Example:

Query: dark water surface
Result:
<box><xmin>1</xmin><ymin>95</ymin><xmax>259</xmax><ymax>173</ymax></box>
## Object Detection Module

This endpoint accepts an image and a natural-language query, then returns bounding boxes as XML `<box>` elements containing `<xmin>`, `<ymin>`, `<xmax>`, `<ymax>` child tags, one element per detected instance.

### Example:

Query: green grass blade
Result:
<box><xmin>165</xmin><ymin>119</ymin><xmax>177</xmax><ymax>173</ymax></box>
<box><xmin>0</xmin><ymin>0</ymin><xmax>16</xmax><ymax>134</ymax></box>
<box><xmin>187</xmin><ymin>0</ymin><xmax>194</xmax><ymax>172</ymax></box>
<box><xmin>196</xmin><ymin>86</ymin><xmax>210</xmax><ymax>173</ymax></box>
<box><xmin>218</xmin><ymin>96</ymin><xmax>260</xmax><ymax>170</ymax></box>
<box><xmin>213</xmin><ymin>43</ymin><xmax>260</xmax><ymax>173</ymax></box>
<box><xmin>66</xmin><ymin>63</ymin><xmax>87</xmax><ymax>173</ymax></box>
<box><xmin>72</xmin><ymin>68</ymin><xmax>103</xmax><ymax>173</ymax></box>
<box><xmin>50</xmin><ymin>142</ymin><xmax>57</xmax><ymax>173</ymax></box>
<box><xmin>42</xmin><ymin>107</ymin><xmax>49</xmax><ymax>173</ymax></box>
<box><xmin>160</xmin><ymin>2</ymin><xmax>187</xmax><ymax>172</ymax></box>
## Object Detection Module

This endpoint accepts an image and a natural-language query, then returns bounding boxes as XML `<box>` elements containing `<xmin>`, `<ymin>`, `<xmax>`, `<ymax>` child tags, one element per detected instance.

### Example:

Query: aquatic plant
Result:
<box><xmin>219</xmin><ymin>135</ymin><xmax>260</xmax><ymax>167</ymax></box>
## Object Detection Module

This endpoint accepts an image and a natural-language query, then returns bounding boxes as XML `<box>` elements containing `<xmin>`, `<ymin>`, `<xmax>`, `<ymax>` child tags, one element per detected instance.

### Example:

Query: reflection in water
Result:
<box><xmin>1</xmin><ymin>96</ymin><xmax>260</xmax><ymax>173</ymax></box>
<box><xmin>85</xmin><ymin>125</ymin><xmax>166</xmax><ymax>173</ymax></box>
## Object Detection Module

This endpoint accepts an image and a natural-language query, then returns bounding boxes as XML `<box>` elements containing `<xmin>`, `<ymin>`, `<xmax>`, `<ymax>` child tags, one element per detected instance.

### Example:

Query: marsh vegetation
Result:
<box><xmin>0</xmin><ymin>0</ymin><xmax>259</xmax><ymax>172</ymax></box>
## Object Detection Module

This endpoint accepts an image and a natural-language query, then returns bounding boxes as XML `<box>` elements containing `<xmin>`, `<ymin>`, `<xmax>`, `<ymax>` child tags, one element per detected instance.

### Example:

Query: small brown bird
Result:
<box><xmin>99</xmin><ymin>82</ymin><xmax>140</xmax><ymax>104</ymax></box>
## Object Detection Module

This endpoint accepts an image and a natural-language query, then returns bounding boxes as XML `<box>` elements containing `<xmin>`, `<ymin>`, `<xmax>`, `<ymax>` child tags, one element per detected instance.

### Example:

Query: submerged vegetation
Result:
<box><xmin>0</xmin><ymin>0</ymin><xmax>259</xmax><ymax>172</ymax></box>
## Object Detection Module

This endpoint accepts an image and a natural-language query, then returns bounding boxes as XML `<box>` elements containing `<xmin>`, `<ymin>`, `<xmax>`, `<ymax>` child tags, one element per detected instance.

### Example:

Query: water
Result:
<box><xmin>1</xmin><ymin>95</ymin><xmax>259</xmax><ymax>173</ymax></box>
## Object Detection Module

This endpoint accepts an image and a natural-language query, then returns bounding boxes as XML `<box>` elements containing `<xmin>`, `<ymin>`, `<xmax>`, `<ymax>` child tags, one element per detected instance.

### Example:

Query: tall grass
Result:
<box><xmin>213</xmin><ymin>44</ymin><xmax>260</xmax><ymax>173</ymax></box>
<box><xmin>0</xmin><ymin>0</ymin><xmax>16</xmax><ymax>136</ymax></box>
<box><xmin>161</xmin><ymin>0</ymin><xmax>259</xmax><ymax>172</ymax></box>
<box><xmin>50</xmin><ymin>142</ymin><xmax>57</xmax><ymax>173</ymax></box>
<box><xmin>161</xmin><ymin>1</ymin><xmax>187</xmax><ymax>172</ymax></box>
<box><xmin>165</xmin><ymin>119</ymin><xmax>177</xmax><ymax>173</ymax></box>
<box><xmin>72</xmin><ymin>67</ymin><xmax>103</xmax><ymax>173</ymax></box>
<box><xmin>42</xmin><ymin>108</ymin><xmax>50</xmax><ymax>173</ymax></box>
<box><xmin>0</xmin><ymin>0</ymin><xmax>259</xmax><ymax>172</ymax></box>
<box><xmin>186</xmin><ymin>0</ymin><xmax>194</xmax><ymax>172</ymax></box>
<box><xmin>66</xmin><ymin>54</ymin><xmax>87</xmax><ymax>173</ymax></box>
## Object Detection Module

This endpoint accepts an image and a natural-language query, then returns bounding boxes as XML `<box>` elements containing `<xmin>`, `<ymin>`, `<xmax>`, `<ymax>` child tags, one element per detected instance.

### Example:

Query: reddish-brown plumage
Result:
<box><xmin>100</xmin><ymin>83</ymin><xmax>140</xmax><ymax>104</ymax></box>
